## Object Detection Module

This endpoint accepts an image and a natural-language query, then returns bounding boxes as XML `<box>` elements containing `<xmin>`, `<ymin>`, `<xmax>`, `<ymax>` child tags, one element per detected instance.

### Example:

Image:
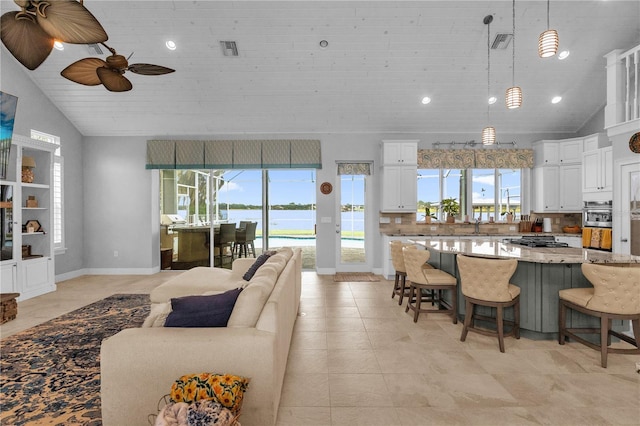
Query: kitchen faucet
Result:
<box><xmin>474</xmin><ymin>218</ymin><xmax>480</xmax><ymax>234</ymax></box>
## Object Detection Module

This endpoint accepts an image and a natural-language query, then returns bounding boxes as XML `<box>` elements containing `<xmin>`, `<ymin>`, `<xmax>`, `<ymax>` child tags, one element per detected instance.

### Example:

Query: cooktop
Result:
<box><xmin>504</xmin><ymin>236</ymin><xmax>569</xmax><ymax>248</ymax></box>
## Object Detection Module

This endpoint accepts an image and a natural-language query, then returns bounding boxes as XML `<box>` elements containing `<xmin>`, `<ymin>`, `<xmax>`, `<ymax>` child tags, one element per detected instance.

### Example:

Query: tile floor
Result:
<box><xmin>1</xmin><ymin>271</ymin><xmax>639</xmax><ymax>425</ymax></box>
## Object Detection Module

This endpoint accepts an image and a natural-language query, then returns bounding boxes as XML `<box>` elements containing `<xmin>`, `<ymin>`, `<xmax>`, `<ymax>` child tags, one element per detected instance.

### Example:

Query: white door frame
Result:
<box><xmin>613</xmin><ymin>158</ymin><xmax>640</xmax><ymax>254</ymax></box>
<box><xmin>335</xmin><ymin>174</ymin><xmax>373</xmax><ymax>272</ymax></box>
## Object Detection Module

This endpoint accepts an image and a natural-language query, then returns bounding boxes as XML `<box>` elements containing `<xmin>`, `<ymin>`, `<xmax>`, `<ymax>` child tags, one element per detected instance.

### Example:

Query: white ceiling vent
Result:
<box><xmin>87</xmin><ymin>43</ymin><xmax>103</xmax><ymax>55</ymax></box>
<box><xmin>491</xmin><ymin>33</ymin><xmax>513</xmax><ymax>50</ymax></box>
<box><xmin>220</xmin><ymin>41</ymin><xmax>239</xmax><ymax>57</ymax></box>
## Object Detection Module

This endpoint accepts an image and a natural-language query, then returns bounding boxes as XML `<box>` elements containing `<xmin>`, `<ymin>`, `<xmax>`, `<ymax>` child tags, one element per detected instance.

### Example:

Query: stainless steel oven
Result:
<box><xmin>583</xmin><ymin>200</ymin><xmax>613</xmax><ymax>228</ymax></box>
<box><xmin>583</xmin><ymin>201</ymin><xmax>613</xmax><ymax>251</ymax></box>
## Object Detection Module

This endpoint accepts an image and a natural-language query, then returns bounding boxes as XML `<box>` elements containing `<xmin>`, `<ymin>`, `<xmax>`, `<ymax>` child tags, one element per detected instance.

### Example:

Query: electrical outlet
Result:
<box><xmin>113</xmin><ymin>250</ymin><xmax>118</xmax><ymax>257</ymax></box>
<box><xmin>430</xmin><ymin>226</ymin><xmax>437</xmax><ymax>231</ymax></box>
<box><xmin>509</xmin><ymin>226</ymin><xmax>516</xmax><ymax>231</ymax></box>
<box><xmin>395</xmin><ymin>217</ymin><xmax>402</xmax><ymax>224</ymax></box>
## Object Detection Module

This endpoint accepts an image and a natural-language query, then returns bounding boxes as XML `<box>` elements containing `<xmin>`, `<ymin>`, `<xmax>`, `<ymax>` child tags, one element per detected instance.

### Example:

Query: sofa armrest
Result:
<box><xmin>101</xmin><ymin>327</ymin><xmax>278</xmax><ymax>426</ymax></box>
<box><xmin>232</xmin><ymin>257</ymin><xmax>256</xmax><ymax>275</ymax></box>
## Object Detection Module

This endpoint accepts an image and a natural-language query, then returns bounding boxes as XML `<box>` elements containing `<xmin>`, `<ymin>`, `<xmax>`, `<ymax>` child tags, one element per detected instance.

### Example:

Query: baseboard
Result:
<box><xmin>55</xmin><ymin>269</ymin><xmax>90</xmax><ymax>282</ymax></box>
<box><xmin>316</xmin><ymin>268</ymin><xmax>336</xmax><ymax>275</ymax></box>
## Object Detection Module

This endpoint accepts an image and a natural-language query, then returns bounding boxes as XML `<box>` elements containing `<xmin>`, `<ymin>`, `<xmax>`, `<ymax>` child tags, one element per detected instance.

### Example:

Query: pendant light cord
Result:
<box><xmin>547</xmin><ymin>0</ymin><xmax>550</xmax><ymax>29</ymax></box>
<box><xmin>487</xmin><ymin>17</ymin><xmax>491</xmax><ymax>123</ymax></box>
<box><xmin>512</xmin><ymin>0</ymin><xmax>516</xmax><ymax>86</ymax></box>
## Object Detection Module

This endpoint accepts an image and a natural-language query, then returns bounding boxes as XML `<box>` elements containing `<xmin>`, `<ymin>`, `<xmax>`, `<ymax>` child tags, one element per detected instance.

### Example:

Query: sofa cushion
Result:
<box><xmin>164</xmin><ymin>288</ymin><xmax>242</xmax><ymax>328</ymax></box>
<box><xmin>242</xmin><ymin>252</ymin><xmax>274</xmax><ymax>281</ymax></box>
<box><xmin>169</xmin><ymin>373</ymin><xmax>250</xmax><ymax>416</ymax></box>
<box><xmin>227</xmin><ymin>267</ymin><xmax>279</xmax><ymax>328</ymax></box>
<box><xmin>150</xmin><ymin>267</ymin><xmax>244</xmax><ymax>304</ymax></box>
<box><xmin>142</xmin><ymin>301</ymin><xmax>173</xmax><ymax>327</ymax></box>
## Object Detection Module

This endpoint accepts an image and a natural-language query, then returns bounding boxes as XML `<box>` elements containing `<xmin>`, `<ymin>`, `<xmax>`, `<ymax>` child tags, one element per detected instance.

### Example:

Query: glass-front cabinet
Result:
<box><xmin>0</xmin><ymin>135</ymin><xmax>55</xmax><ymax>299</ymax></box>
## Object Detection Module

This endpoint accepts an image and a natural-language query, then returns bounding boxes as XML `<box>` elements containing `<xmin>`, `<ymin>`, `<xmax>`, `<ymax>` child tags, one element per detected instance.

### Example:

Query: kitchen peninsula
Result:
<box><xmin>411</xmin><ymin>237</ymin><xmax>640</xmax><ymax>337</ymax></box>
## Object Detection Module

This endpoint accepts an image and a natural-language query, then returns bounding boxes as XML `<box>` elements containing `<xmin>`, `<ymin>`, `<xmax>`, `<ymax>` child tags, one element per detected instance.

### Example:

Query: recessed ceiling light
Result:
<box><xmin>319</xmin><ymin>40</ymin><xmax>328</xmax><ymax>49</ymax></box>
<box><xmin>558</xmin><ymin>50</ymin><xmax>570</xmax><ymax>60</ymax></box>
<box><xmin>551</xmin><ymin>96</ymin><xmax>562</xmax><ymax>104</ymax></box>
<box><xmin>488</xmin><ymin>96</ymin><xmax>497</xmax><ymax>105</ymax></box>
<box><xmin>421</xmin><ymin>96</ymin><xmax>431</xmax><ymax>105</ymax></box>
<box><xmin>53</xmin><ymin>41</ymin><xmax>64</xmax><ymax>51</ymax></box>
<box><xmin>166</xmin><ymin>40</ymin><xmax>177</xmax><ymax>51</ymax></box>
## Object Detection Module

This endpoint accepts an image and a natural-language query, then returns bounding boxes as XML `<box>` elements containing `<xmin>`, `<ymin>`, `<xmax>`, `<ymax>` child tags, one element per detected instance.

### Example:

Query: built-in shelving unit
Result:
<box><xmin>0</xmin><ymin>135</ymin><xmax>55</xmax><ymax>300</ymax></box>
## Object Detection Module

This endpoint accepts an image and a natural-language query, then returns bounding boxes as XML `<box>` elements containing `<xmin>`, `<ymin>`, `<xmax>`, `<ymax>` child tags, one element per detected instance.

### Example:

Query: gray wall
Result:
<box><xmin>1</xmin><ymin>50</ymin><xmax>85</xmax><ymax>278</ymax></box>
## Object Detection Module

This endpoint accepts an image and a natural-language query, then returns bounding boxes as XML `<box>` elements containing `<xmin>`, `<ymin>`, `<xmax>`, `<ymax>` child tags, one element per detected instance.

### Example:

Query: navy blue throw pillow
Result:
<box><xmin>164</xmin><ymin>288</ymin><xmax>242</xmax><ymax>327</ymax></box>
<box><xmin>242</xmin><ymin>252</ymin><xmax>274</xmax><ymax>281</ymax></box>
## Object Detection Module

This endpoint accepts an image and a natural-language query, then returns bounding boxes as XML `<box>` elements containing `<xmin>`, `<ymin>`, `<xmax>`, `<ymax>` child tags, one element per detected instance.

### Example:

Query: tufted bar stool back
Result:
<box><xmin>456</xmin><ymin>254</ymin><xmax>520</xmax><ymax>352</ymax></box>
<box><xmin>390</xmin><ymin>241</ymin><xmax>414</xmax><ymax>305</ymax></box>
<box><xmin>559</xmin><ymin>263</ymin><xmax>640</xmax><ymax>367</ymax></box>
<box><xmin>402</xmin><ymin>247</ymin><xmax>457</xmax><ymax>323</ymax></box>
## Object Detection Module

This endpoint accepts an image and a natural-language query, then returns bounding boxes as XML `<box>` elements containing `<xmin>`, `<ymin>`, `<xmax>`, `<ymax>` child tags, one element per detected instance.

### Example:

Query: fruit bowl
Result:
<box><xmin>562</xmin><ymin>226</ymin><xmax>582</xmax><ymax>234</ymax></box>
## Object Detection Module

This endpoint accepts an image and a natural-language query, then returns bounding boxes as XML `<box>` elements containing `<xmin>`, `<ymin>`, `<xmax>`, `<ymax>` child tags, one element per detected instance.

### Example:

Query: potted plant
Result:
<box><xmin>423</xmin><ymin>202</ymin><xmax>437</xmax><ymax>223</ymax></box>
<box><xmin>441</xmin><ymin>198</ymin><xmax>460</xmax><ymax>223</ymax></box>
<box><xmin>501</xmin><ymin>210</ymin><xmax>515</xmax><ymax>223</ymax></box>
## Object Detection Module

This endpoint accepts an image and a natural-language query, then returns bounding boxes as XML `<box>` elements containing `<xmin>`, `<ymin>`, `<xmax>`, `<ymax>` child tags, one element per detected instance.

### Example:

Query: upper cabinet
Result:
<box><xmin>534</xmin><ymin>138</ymin><xmax>583</xmax><ymax>165</ymax></box>
<box><xmin>382</xmin><ymin>140</ymin><xmax>418</xmax><ymax>165</ymax></box>
<box><xmin>582</xmin><ymin>146</ymin><xmax>613</xmax><ymax>200</ymax></box>
<box><xmin>380</xmin><ymin>140</ymin><xmax>418</xmax><ymax>212</ymax></box>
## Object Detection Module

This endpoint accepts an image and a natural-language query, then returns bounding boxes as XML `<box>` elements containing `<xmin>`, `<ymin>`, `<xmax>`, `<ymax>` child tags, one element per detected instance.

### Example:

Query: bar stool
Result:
<box><xmin>402</xmin><ymin>247</ymin><xmax>457</xmax><ymax>323</ymax></box>
<box><xmin>559</xmin><ymin>263</ymin><xmax>640</xmax><ymax>368</ymax></box>
<box><xmin>389</xmin><ymin>241</ymin><xmax>413</xmax><ymax>305</ymax></box>
<box><xmin>456</xmin><ymin>254</ymin><xmax>519</xmax><ymax>353</ymax></box>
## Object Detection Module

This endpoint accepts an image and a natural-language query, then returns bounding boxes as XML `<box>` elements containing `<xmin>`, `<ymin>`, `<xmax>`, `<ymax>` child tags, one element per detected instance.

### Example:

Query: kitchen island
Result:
<box><xmin>410</xmin><ymin>237</ymin><xmax>639</xmax><ymax>338</ymax></box>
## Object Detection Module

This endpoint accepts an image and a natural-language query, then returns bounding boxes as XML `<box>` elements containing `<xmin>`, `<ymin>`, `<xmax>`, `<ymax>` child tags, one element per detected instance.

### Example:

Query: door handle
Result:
<box><xmin>621</xmin><ymin>238</ymin><xmax>628</xmax><ymax>242</ymax></box>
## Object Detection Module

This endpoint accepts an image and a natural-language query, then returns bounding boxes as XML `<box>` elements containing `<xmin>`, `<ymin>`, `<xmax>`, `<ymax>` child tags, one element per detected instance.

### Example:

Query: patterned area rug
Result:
<box><xmin>333</xmin><ymin>272</ymin><xmax>380</xmax><ymax>282</ymax></box>
<box><xmin>0</xmin><ymin>294</ymin><xmax>150</xmax><ymax>426</ymax></box>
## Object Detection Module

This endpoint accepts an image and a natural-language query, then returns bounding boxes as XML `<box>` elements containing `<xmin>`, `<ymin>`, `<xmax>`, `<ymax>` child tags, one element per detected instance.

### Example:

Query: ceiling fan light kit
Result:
<box><xmin>0</xmin><ymin>0</ymin><xmax>108</xmax><ymax>70</ymax></box>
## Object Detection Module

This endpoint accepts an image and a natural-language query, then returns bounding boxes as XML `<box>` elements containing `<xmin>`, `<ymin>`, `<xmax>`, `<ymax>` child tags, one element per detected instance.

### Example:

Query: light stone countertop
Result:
<box><xmin>410</xmin><ymin>237</ymin><xmax>640</xmax><ymax>264</ymax></box>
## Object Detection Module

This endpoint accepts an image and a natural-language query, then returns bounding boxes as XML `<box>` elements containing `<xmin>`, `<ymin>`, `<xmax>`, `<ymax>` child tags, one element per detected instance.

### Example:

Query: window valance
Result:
<box><xmin>418</xmin><ymin>148</ymin><xmax>533</xmax><ymax>169</ymax></box>
<box><xmin>146</xmin><ymin>139</ymin><xmax>321</xmax><ymax>170</ymax></box>
<box><xmin>337</xmin><ymin>162</ymin><xmax>372</xmax><ymax>175</ymax></box>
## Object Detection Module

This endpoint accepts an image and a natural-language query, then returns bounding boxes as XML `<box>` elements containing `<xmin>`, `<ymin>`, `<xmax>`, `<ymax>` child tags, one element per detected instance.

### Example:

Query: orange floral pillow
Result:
<box><xmin>169</xmin><ymin>373</ymin><xmax>250</xmax><ymax>415</ymax></box>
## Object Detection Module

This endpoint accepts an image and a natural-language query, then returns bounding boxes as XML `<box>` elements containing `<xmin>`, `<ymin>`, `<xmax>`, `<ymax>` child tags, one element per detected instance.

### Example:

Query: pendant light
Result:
<box><xmin>539</xmin><ymin>0</ymin><xmax>559</xmax><ymax>58</ymax></box>
<box><xmin>505</xmin><ymin>0</ymin><xmax>522</xmax><ymax>109</ymax></box>
<box><xmin>482</xmin><ymin>15</ymin><xmax>496</xmax><ymax>146</ymax></box>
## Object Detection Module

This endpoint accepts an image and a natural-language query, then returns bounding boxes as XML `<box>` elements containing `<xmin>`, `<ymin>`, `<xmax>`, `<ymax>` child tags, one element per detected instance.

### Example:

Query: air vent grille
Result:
<box><xmin>220</xmin><ymin>41</ymin><xmax>239</xmax><ymax>57</ymax></box>
<box><xmin>87</xmin><ymin>43</ymin><xmax>103</xmax><ymax>55</ymax></box>
<box><xmin>491</xmin><ymin>33</ymin><xmax>513</xmax><ymax>50</ymax></box>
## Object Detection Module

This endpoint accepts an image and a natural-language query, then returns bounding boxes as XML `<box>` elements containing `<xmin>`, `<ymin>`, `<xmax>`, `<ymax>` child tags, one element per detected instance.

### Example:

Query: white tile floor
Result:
<box><xmin>1</xmin><ymin>271</ymin><xmax>639</xmax><ymax>425</ymax></box>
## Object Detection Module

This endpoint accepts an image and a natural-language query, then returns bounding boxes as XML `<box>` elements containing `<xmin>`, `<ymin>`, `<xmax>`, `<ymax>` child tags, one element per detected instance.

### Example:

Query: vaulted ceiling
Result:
<box><xmin>2</xmin><ymin>0</ymin><xmax>639</xmax><ymax>137</ymax></box>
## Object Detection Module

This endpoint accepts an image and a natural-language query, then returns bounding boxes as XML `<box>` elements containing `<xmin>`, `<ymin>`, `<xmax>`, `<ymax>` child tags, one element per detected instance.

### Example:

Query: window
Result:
<box><xmin>31</xmin><ymin>130</ymin><xmax>64</xmax><ymax>252</ymax></box>
<box><xmin>418</xmin><ymin>168</ymin><xmax>521</xmax><ymax>221</ymax></box>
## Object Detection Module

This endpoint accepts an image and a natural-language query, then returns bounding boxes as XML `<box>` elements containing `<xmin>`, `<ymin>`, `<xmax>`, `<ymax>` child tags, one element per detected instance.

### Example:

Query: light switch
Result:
<box><xmin>379</xmin><ymin>217</ymin><xmax>391</xmax><ymax>224</ymax></box>
<box><xmin>430</xmin><ymin>226</ymin><xmax>437</xmax><ymax>231</ymax></box>
<box><xmin>320</xmin><ymin>216</ymin><xmax>332</xmax><ymax>223</ymax></box>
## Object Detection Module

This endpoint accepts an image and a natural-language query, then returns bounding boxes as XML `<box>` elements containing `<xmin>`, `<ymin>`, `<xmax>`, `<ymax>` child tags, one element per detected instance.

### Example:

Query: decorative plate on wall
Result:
<box><xmin>320</xmin><ymin>182</ymin><xmax>333</xmax><ymax>195</ymax></box>
<box><xmin>629</xmin><ymin>132</ymin><xmax>640</xmax><ymax>154</ymax></box>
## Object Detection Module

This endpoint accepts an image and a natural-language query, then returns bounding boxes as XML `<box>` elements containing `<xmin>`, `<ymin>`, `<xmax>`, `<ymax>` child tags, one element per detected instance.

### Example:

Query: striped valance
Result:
<box><xmin>418</xmin><ymin>148</ymin><xmax>533</xmax><ymax>169</ymax></box>
<box><xmin>146</xmin><ymin>139</ymin><xmax>321</xmax><ymax>170</ymax></box>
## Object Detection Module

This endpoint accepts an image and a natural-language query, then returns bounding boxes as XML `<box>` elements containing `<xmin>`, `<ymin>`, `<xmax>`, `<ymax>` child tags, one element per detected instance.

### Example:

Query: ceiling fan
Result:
<box><xmin>60</xmin><ymin>43</ymin><xmax>175</xmax><ymax>92</ymax></box>
<box><xmin>0</xmin><ymin>0</ymin><xmax>108</xmax><ymax>70</ymax></box>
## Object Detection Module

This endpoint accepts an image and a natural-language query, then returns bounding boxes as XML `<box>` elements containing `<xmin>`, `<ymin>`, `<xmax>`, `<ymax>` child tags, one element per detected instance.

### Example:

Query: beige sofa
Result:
<box><xmin>100</xmin><ymin>248</ymin><xmax>302</xmax><ymax>426</ymax></box>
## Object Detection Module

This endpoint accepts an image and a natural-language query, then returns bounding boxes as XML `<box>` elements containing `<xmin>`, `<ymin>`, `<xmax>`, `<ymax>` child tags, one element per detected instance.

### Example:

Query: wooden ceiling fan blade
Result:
<box><xmin>97</xmin><ymin>67</ymin><xmax>132</xmax><ymax>92</ymax></box>
<box><xmin>128</xmin><ymin>63</ymin><xmax>176</xmax><ymax>76</ymax></box>
<box><xmin>1</xmin><ymin>11</ymin><xmax>53</xmax><ymax>70</ymax></box>
<box><xmin>36</xmin><ymin>0</ymin><xmax>108</xmax><ymax>44</ymax></box>
<box><xmin>61</xmin><ymin>58</ymin><xmax>107</xmax><ymax>86</ymax></box>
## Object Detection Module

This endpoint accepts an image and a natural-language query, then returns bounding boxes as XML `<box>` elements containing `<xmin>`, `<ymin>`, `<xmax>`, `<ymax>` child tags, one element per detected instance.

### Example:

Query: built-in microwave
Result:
<box><xmin>583</xmin><ymin>200</ymin><xmax>613</xmax><ymax>228</ymax></box>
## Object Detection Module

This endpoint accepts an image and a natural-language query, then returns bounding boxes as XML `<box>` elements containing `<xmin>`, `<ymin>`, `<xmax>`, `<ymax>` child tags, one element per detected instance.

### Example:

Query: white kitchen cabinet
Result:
<box><xmin>533</xmin><ymin>164</ymin><xmax>582</xmax><ymax>212</ymax></box>
<box><xmin>583</xmin><ymin>133</ymin><xmax>609</xmax><ymax>151</ymax></box>
<box><xmin>380</xmin><ymin>140</ymin><xmax>418</xmax><ymax>213</ymax></box>
<box><xmin>533</xmin><ymin>138</ymin><xmax>583</xmax><ymax>166</ymax></box>
<box><xmin>382</xmin><ymin>235</ymin><xmax>414</xmax><ymax>279</ymax></box>
<box><xmin>0</xmin><ymin>135</ymin><xmax>56</xmax><ymax>301</ymax></box>
<box><xmin>382</xmin><ymin>140</ymin><xmax>418</xmax><ymax>165</ymax></box>
<box><xmin>381</xmin><ymin>166</ymin><xmax>417</xmax><ymax>212</ymax></box>
<box><xmin>582</xmin><ymin>146</ymin><xmax>613</xmax><ymax>198</ymax></box>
